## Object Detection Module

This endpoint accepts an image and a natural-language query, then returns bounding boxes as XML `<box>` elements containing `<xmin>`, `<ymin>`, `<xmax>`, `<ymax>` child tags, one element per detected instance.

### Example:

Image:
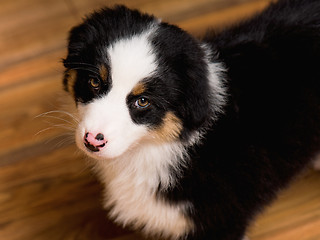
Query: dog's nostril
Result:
<box><xmin>95</xmin><ymin>133</ymin><xmax>104</xmax><ymax>141</ymax></box>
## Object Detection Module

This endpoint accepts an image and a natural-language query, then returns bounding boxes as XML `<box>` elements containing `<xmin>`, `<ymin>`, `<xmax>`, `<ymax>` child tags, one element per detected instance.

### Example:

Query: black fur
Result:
<box><xmin>63</xmin><ymin>1</ymin><xmax>320</xmax><ymax>239</ymax></box>
<box><xmin>63</xmin><ymin>6</ymin><xmax>155</xmax><ymax>103</ymax></box>
<box><xmin>64</xmin><ymin>5</ymin><xmax>214</xmax><ymax>140</ymax></box>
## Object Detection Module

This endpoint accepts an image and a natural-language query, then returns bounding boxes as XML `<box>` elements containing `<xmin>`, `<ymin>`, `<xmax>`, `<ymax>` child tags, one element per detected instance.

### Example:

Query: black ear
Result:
<box><xmin>62</xmin><ymin>25</ymin><xmax>85</xmax><ymax>94</ymax></box>
<box><xmin>177</xmin><ymin>55</ymin><xmax>213</xmax><ymax>133</ymax></box>
<box><xmin>64</xmin><ymin>10</ymin><xmax>106</xmax><ymax>66</ymax></box>
<box><xmin>64</xmin><ymin>24</ymin><xmax>92</xmax><ymax>64</ymax></box>
<box><xmin>62</xmin><ymin>15</ymin><xmax>104</xmax><ymax>93</ymax></box>
<box><xmin>151</xmin><ymin>23</ymin><xmax>220</xmax><ymax>137</ymax></box>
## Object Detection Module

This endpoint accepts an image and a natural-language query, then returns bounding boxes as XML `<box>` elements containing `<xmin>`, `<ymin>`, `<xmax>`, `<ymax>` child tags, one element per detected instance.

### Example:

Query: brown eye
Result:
<box><xmin>135</xmin><ymin>97</ymin><xmax>150</xmax><ymax>108</ymax></box>
<box><xmin>89</xmin><ymin>78</ymin><xmax>101</xmax><ymax>90</ymax></box>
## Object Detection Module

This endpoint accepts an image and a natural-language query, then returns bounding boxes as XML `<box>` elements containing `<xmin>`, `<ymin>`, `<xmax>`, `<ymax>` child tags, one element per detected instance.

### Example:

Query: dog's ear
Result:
<box><xmin>153</xmin><ymin>25</ymin><xmax>225</xmax><ymax>137</ymax></box>
<box><xmin>62</xmin><ymin>20</ymin><xmax>101</xmax><ymax>94</ymax></box>
<box><xmin>172</xmin><ymin>52</ymin><xmax>216</xmax><ymax>135</ymax></box>
<box><xmin>62</xmin><ymin>25</ymin><xmax>83</xmax><ymax>94</ymax></box>
<box><xmin>184</xmin><ymin>70</ymin><xmax>213</xmax><ymax>132</ymax></box>
<box><xmin>64</xmin><ymin>24</ymin><xmax>92</xmax><ymax>65</ymax></box>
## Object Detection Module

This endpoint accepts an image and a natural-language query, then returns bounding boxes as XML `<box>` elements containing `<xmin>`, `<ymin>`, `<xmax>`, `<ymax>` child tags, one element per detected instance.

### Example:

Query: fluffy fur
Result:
<box><xmin>62</xmin><ymin>0</ymin><xmax>320</xmax><ymax>239</ymax></box>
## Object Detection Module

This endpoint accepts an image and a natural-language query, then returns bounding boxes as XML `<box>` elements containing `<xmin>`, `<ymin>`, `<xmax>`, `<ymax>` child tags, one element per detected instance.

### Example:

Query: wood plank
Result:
<box><xmin>69</xmin><ymin>0</ymin><xmax>272</xmax><ymax>32</ymax></box>
<box><xmin>70</xmin><ymin>0</ymin><xmax>250</xmax><ymax>20</ymax></box>
<box><xmin>248</xmin><ymin>171</ymin><xmax>320</xmax><ymax>240</ymax></box>
<box><xmin>0</xmin><ymin>74</ymin><xmax>66</xmax><ymax>155</ymax></box>
<box><xmin>178</xmin><ymin>0</ymin><xmax>274</xmax><ymax>35</ymax></box>
<box><xmin>1</xmin><ymin>0</ymin><xmax>320</xmax><ymax>239</ymax></box>
<box><xmin>0</xmin><ymin>144</ymin><xmax>127</xmax><ymax>240</ymax></box>
<box><xmin>0</xmin><ymin>48</ymin><xmax>65</xmax><ymax>90</ymax></box>
<box><xmin>0</xmin><ymin>0</ymin><xmax>76</xmax><ymax>71</ymax></box>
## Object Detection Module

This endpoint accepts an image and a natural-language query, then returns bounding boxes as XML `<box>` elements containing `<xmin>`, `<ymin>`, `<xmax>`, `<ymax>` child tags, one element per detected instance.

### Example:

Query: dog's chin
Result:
<box><xmin>76</xmin><ymin>139</ymin><xmax>127</xmax><ymax>160</ymax></box>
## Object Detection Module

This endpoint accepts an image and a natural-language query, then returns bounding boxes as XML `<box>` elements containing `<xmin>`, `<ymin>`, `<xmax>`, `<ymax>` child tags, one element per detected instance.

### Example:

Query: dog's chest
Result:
<box><xmin>95</xmin><ymin>147</ymin><xmax>194</xmax><ymax>239</ymax></box>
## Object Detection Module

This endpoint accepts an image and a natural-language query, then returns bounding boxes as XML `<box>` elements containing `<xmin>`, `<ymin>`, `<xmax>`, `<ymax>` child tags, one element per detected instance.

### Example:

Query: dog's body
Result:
<box><xmin>63</xmin><ymin>0</ymin><xmax>320</xmax><ymax>239</ymax></box>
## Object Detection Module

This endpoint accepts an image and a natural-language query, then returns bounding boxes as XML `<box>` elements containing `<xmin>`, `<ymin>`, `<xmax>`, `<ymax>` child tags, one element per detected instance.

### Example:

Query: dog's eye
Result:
<box><xmin>89</xmin><ymin>78</ymin><xmax>101</xmax><ymax>90</ymax></box>
<box><xmin>135</xmin><ymin>97</ymin><xmax>150</xmax><ymax>109</ymax></box>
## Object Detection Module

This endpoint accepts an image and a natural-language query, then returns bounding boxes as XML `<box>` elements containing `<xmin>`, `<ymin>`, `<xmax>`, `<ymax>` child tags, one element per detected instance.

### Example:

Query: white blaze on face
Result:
<box><xmin>76</xmin><ymin>28</ymin><xmax>158</xmax><ymax>159</ymax></box>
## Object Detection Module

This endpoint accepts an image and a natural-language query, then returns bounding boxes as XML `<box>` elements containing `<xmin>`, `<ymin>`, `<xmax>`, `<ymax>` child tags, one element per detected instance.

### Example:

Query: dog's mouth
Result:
<box><xmin>84</xmin><ymin>141</ymin><xmax>106</xmax><ymax>152</ymax></box>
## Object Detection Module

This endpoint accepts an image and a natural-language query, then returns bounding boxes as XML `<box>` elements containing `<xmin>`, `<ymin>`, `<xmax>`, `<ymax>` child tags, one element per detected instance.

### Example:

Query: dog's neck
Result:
<box><xmin>93</xmin><ymin>139</ymin><xmax>194</xmax><ymax>238</ymax></box>
<box><xmin>94</xmin><ymin>139</ymin><xmax>188</xmax><ymax>192</ymax></box>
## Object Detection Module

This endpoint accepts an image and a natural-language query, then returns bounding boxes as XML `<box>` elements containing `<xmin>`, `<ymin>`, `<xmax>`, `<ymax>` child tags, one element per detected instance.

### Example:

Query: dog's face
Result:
<box><xmin>63</xmin><ymin>6</ymin><xmax>218</xmax><ymax>160</ymax></box>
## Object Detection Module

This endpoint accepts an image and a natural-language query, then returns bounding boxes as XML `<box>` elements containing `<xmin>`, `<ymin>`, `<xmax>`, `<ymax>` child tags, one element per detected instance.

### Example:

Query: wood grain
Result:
<box><xmin>1</xmin><ymin>0</ymin><xmax>319</xmax><ymax>239</ymax></box>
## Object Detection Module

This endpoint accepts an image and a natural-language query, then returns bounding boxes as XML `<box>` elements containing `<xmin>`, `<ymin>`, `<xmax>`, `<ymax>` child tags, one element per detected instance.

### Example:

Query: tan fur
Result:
<box><xmin>151</xmin><ymin>112</ymin><xmax>183</xmax><ymax>142</ymax></box>
<box><xmin>65</xmin><ymin>69</ymin><xmax>77</xmax><ymax>97</ymax></box>
<box><xmin>99</xmin><ymin>65</ymin><xmax>108</xmax><ymax>81</ymax></box>
<box><xmin>131</xmin><ymin>82</ymin><xmax>146</xmax><ymax>96</ymax></box>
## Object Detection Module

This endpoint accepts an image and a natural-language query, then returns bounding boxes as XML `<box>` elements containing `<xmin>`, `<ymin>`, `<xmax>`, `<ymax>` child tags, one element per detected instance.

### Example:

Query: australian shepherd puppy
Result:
<box><xmin>62</xmin><ymin>0</ymin><xmax>320</xmax><ymax>239</ymax></box>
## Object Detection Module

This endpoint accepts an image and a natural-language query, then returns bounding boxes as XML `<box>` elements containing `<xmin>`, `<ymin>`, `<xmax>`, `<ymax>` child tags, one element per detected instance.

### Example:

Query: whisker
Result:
<box><xmin>34</xmin><ymin>124</ymin><xmax>75</xmax><ymax>136</ymax></box>
<box><xmin>35</xmin><ymin>126</ymin><xmax>58</xmax><ymax>136</ymax></box>
<box><xmin>35</xmin><ymin>110</ymin><xmax>79</xmax><ymax>123</ymax></box>
<box><xmin>52</xmin><ymin>135</ymin><xmax>75</xmax><ymax>149</ymax></box>
<box><xmin>67</xmin><ymin>67</ymin><xmax>100</xmax><ymax>76</ymax></box>
<box><xmin>39</xmin><ymin>115</ymin><xmax>76</xmax><ymax>126</ymax></box>
<box><xmin>34</xmin><ymin>108</ymin><xmax>80</xmax><ymax>152</ymax></box>
<box><xmin>52</xmin><ymin>124</ymin><xmax>76</xmax><ymax>131</ymax></box>
<box><xmin>64</xmin><ymin>62</ymin><xmax>100</xmax><ymax>70</ymax></box>
<box><xmin>41</xmin><ymin>133</ymin><xmax>75</xmax><ymax>151</ymax></box>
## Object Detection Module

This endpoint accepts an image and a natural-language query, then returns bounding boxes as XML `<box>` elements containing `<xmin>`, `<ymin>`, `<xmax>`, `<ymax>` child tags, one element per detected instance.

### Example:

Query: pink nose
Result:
<box><xmin>84</xmin><ymin>132</ymin><xmax>107</xmax><ymax>152</ymax></box>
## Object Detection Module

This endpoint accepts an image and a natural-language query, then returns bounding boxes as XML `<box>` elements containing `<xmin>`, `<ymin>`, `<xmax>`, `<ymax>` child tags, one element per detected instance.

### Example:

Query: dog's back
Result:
<box><xmin>177</xmin><ymin>0</ymin><xmax>320</xmax><ymax>238</ymax></box>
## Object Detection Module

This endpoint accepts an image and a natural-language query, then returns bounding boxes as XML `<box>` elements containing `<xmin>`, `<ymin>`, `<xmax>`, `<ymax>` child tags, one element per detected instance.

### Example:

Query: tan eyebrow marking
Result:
<box><xmin>99</xmin><ymin>65</ymin><xmax>108</xmax><ymax>81</ymax></box>
<box><xmin>131</xmin><ymin>82</ymin><xmax>146</xmax><ymax>96</ymax></box>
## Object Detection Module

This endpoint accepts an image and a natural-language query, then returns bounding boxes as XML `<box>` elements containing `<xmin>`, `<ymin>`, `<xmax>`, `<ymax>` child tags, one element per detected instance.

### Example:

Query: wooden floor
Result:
<box><xmin>1</xmin><ymin>0</ymin><xmax>320</xmax><ymax>239</ymax></box>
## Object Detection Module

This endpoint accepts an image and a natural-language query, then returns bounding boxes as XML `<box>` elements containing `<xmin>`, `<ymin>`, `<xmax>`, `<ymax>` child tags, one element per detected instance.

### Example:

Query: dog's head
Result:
<box><xmin>63</xmin><ymin>6</ymin><xmax>225</xmax><ymax>160</ymax></box>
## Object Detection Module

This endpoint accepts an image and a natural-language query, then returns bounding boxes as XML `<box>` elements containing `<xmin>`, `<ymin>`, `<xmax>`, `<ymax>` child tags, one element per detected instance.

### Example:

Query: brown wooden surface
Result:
<box><xmin>1</xmin><ymin>0</ymin><xmax>320</xmax><ymax>239</ymax></box>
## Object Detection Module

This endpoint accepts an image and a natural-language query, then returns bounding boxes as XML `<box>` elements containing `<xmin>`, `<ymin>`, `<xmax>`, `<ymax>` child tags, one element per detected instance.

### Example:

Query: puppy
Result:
<box><xmin>63</xmin><ymin>0</ymin><xmax>320</xmax><ymax>239</ymax></box>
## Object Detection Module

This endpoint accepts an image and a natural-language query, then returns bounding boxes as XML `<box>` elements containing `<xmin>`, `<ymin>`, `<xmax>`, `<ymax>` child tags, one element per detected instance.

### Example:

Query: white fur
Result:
<box><xmin>76</xmin><ymin>27</ymin><xmax>157</xmax><ymax>159</ymax></box>
<box><xmin>94</xmin><ymin>140</ymin><xmax>194</xmax><ymax>239</ymax></box>
<box><xmin>73</xmin><ymin>26</ymin><xmax>227</xmax><ymax>239</ymax></box>
<box><xmin>201</xmin><ymin>43</ymin><xmax>227</xmax><ymax>119</ymax></box>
